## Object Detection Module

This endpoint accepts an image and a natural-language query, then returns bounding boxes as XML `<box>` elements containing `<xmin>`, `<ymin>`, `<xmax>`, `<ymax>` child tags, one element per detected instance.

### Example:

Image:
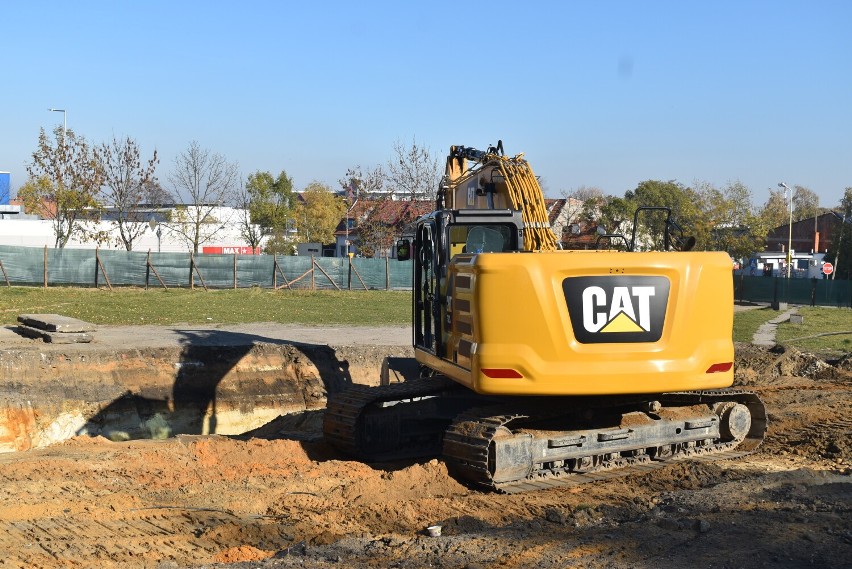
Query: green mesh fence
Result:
<box><xmin>2</xmin><ymin>246</ymin><xmax>849</xmax><ymax>305</ymax></box>
<box><xmin>734</xmin><ymin>275</ymin><xmax>852</xmax><ymax>307</ymax></box>
<box><xmin>0</xmin><ymin>245</ymin><xmax>414</xmax><ymax>290</ymax></box>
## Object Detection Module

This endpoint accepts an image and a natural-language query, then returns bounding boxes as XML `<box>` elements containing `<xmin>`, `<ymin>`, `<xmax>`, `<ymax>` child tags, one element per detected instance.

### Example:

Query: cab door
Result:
<box><xmin>413</xmin><ymin>220</ymin><xmax>440</xmax><ymax>355</ymax></box>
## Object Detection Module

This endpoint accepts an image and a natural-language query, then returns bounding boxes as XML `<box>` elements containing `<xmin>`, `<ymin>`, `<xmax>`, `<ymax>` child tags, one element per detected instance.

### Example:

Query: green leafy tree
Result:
<box><xmin>96</xmin><ymin>135</ymin><xmax>161</xmax><ymax>251</ymax></box>
<box><xmin>166</xmin><ymin>141</ymin><xmax>240</xmax><ymax>253</ymax></box>
<box><xmin>618</xmin><ymin>180</ymin><xmax>700</xmax><ymax>251</ymax></box>
<box><xmin>239</xmin><ymin>170</ymin><xmax>294</xmax><ymax>253</ymax></box>
<box><xmin>694</xmin><ymin>180</ymin><xmax>764</xmax><ymax>259</ymax></box>
<box><xmin>18</xmin><ymin>127</ymin><xmax>103</xmax><ymax>248</ymax></box>
<box><xmin>759</xmin><ymin>188</ymin><xmax>791</xmax><ymax>230</ymax></box>
<box><xmin>596</xmin><ymin>194</ymin><xmax>638</xmax><ymax>250</ymax></box>
<box><xmin>293</xmin><ymin>182</ymin><xmax>346</xmax><ymax>245</ymax></box>
<box><xmin>792</xmin><ymin>185</ymin><xmax>820</xmax><ymax>222</ymax></box>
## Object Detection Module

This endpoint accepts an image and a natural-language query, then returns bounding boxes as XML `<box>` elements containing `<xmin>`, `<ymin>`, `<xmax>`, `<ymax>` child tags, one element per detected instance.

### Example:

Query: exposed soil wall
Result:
<box><xmin>0</xmin><ymin>324</ymin><xmax>412</xmax><ymax>452</ymax></box>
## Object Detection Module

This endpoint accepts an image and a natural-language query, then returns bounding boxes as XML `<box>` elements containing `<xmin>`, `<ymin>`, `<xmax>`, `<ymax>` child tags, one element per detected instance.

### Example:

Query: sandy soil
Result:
<box><xmin>0</xmin><ymin>342</ymin><xmax>849</xmax><ymax>569</ymax></box>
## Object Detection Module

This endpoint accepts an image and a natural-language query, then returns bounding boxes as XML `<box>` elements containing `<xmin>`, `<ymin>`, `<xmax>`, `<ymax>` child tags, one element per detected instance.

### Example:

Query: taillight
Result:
<box><xmin>706</xmin><ymin>362</ymin><xmax>733</xmax><ymax>373</ymax></box>
<box><xmin>481</xmin><ymin>368</ymin><xmax>524</xmax><ymax>379</ymax></box>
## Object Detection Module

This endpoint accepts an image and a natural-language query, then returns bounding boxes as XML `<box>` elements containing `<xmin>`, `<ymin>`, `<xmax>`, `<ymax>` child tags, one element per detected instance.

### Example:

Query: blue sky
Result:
<box><xmin>2</xmin><ymin>1</ymin><xmax>850</xmax><ymax>208</ymax></box>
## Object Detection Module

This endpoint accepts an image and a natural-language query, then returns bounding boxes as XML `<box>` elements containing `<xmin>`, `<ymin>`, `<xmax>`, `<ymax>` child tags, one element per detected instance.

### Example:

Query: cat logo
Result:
<box><xmin>562</xmin><ymin>276</ymin><xmax>670</xmax><ymax>344</ymax></box>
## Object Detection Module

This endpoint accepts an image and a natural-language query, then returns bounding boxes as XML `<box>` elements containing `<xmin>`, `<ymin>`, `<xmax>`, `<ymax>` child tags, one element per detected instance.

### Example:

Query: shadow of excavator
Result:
<box><xmin>76</xmin><ymin>329</ymin><xmax>355</xmax><ymax>443</ymax></box>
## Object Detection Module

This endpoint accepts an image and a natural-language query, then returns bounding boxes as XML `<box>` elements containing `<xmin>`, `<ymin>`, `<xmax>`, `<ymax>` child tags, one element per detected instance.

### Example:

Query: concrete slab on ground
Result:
<box><xmin>16</xmin><ymin>325</ymin><xmax>94</xmax><ymax>344</ymax></box>
<box><xmin>17</xmin><ymin>314</ymin><xmax>97</xmax><ymax>333</ymax></box>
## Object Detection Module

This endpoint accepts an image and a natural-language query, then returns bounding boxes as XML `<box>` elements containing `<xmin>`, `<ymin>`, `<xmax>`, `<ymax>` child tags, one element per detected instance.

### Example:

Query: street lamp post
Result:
<box><xmin>48</xmin><ymin>108</ymin><xmax>67</xmax><ymax>138</ymax></box>
<box><xmin>345</xmin><ymin>185</ymin><xmax>358</xmax><ymax>258</ymax></box>
<box><xmin>148</xmin><ymin>219</ymin><xmax>162</xmax><ymax>252</ymax></box>
<box><xmin>778</xmin><ymin>182</ymin><xmax>793</xmax><ymax>278</ymax></box>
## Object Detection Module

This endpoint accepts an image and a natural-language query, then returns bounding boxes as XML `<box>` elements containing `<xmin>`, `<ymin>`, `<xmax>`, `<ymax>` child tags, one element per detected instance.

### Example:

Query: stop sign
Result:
<box><xmin>822</xmin><ymin>262</ymin><xmax>834</xmax><ymax>275</ymax></box>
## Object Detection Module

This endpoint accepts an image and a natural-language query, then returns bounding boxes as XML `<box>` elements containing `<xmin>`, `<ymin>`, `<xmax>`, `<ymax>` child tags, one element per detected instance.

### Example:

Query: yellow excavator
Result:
<box><xmin>324</xmin><ymin>142</ymin><xmax>766</xmax><ymax>493</ymax></box>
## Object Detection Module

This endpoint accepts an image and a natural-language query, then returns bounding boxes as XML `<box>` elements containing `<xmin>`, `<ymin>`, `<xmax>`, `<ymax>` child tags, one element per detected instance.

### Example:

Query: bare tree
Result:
<box><xmin>96</xmin><ymin>135</ymin><xmax>161</xmax><ymax>250</ymax></box>
<box><xmin>142</xmin><ymin>179</ymin><xmax>174</xmax><ymax>206</ymax></box>
<box><xmin>385</xmin><ymin>138</ymin><xmax>440</xmax><ymax>201</ymax></box>
<box><xmin>236</xmin><ymin>182</ymin><xmax>264</xmax><ymax>251</ymax></box>
<box><xmin>559</xmin><ymin>186</ymin><xmax>605</xmax><ymax>222</ymax></box>
<box><xmin>167</xmin><ymin>141</ymin><xmax>240</xmax><ymax>253</ymax></box>
<box><xmin>339</xmin><ymin>164</ymin><xmax>385</xmax><ymax>200</ymax></box>
<box><xmin>18</xmin><ymin>127</ymin><xmax>103</xmax><ymax>248</ymax></box>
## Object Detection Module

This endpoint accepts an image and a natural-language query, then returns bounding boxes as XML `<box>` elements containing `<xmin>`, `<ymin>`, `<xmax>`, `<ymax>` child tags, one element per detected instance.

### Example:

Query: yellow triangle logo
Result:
<box><xmin>600</xmin><ymin>311</ymin><xmax>645</xmax><ymax>333</ymax></box>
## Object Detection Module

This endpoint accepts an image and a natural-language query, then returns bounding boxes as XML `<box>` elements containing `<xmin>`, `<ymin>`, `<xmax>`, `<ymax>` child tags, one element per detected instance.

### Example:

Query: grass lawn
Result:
<box><xmin>732</xmin><ymin>307</ymin><xmax>776</xmax><ymax>343</ymax></box>
<box><xmin>0</xmin><ymin>287</ymin><xmax>412</xmax><ymax>327</ymax></box>
<box><xmin>774</xmin><ymin>306</ymin><xmax>852</xmax><ymax>357</ymax></box>
<box><xmin>733</xmin><ymin>305</ymin><xmax>852</xmax><ymax>356</ymax></box>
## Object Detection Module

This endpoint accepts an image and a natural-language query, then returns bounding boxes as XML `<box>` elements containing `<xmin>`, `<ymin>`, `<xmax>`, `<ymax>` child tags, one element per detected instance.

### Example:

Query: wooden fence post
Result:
<box><xmin>349</xmin><ymin>258</ymin><xmax>369</xmax><ymax>290</ymax></box>
<box><xmin>0</xmin><ymin>260</ymin><xmax>10</xmax><ymax>287</ymax></box>
<box><xmin>313</xmin><ymin>258</ymin><xmax>341</xmax><ymax>291</ymax></box>
<box><xmin>273</xmin><ymin>256</ymin><xmax>293</xmax><ymax>290</ymax></box>
<box><xmin>189</xmin><ymin>252</ymin><xmax>208</xmax><ymax>291</ymax></box>
<box><xmin>145</xmin><ymin>252</ymin><xmax>168</xmax><ymax>290</ymax></box>
<box><xmin>94</xmin><ymin>248</ymin><xmax>113</xmax><ymax>291</ymax></box>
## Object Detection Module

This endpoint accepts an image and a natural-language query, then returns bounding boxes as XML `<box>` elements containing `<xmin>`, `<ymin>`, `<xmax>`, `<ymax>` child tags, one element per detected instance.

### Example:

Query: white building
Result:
<box><xmin>0</xmin><ymin>206</ymin><xmax>261</xmax><ymax>253</ymax></box>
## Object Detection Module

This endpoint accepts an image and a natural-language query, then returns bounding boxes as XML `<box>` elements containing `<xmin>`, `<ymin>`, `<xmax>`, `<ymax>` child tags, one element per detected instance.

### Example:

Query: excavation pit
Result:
<box><xmin>0</xmin><ymin>323</ymin><xmax>413</xmax><ymax>453</ymax></box>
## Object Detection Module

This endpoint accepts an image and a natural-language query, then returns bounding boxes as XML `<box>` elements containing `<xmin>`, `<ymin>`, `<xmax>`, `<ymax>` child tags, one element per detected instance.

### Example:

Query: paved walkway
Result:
<box><xmin>0</xmin><ymin>323</ymin><xmax>412</xmax><ymax>353</ymax></box>
<box><xmin>749</xmin><ymin>306</ymin><xmax>796</xmax><ymax>347</ymax></box>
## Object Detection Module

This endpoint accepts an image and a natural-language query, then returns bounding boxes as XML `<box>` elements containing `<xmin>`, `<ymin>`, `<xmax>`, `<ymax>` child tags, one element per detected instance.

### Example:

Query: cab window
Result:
<box><xmin>447</xmin><ymin>224</ymin><xmax>517</xmax><ymax>257</ymax></box>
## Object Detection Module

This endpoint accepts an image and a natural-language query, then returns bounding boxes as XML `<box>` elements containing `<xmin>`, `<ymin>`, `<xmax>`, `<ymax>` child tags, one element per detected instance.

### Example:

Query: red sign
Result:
<box><xmin>822</xmin><ymin>262</ymin><xmax>834</xmax><ymax>275</ymax></box>
<box><xmin>202</xmin><ymin>246</ymin><xmax>261</xmax><ymax>255</ymax></box>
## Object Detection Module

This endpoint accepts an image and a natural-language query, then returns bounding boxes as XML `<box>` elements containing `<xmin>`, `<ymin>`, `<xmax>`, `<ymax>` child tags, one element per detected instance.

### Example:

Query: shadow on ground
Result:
<box><xmin>76</xmin><ymin>329</ymin><xmax>356</xmax><ymax>442</ymax></box>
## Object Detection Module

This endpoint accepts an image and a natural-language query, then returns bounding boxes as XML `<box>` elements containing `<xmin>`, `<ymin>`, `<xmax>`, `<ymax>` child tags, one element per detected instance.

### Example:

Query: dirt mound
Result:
<box><xmin>735</xmin><ymin>342</ymin><xmax>850</xmax><ymax>385</ymax></box>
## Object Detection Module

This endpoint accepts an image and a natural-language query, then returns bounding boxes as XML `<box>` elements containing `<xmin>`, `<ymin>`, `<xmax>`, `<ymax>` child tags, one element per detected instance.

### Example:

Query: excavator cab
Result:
<box><xmin>406</xmin><ymin>208</ymin><xmax>523</xmax><ymax>359</ymax></box>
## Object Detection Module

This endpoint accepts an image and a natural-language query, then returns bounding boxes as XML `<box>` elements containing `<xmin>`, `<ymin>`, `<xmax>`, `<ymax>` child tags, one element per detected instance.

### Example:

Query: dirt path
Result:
<box><xmin>0</xmin><ymin>342</ymin><xmax>849</xmax><ymax>568</ymax></box>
